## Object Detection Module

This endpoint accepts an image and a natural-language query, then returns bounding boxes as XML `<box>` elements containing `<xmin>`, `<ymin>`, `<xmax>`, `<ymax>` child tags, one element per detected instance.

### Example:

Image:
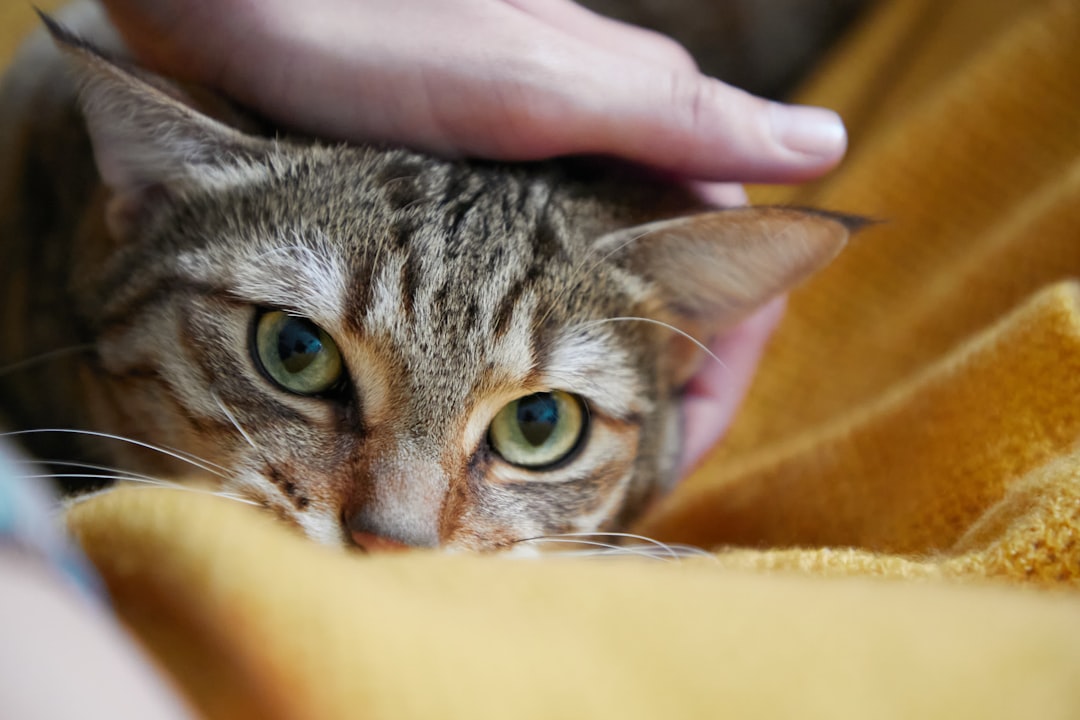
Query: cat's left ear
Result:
<box><xmin>605</xmin><ymin>206</ymin><xmax>864</xmax><ymax>385</ymax></box>
<box><xmin>41</xmin><ymin>14</ymin><xmax>272</xmax><ymax>239</ymax></box>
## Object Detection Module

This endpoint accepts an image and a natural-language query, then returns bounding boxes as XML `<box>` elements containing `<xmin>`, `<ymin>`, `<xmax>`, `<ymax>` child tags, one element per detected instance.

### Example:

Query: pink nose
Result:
<box><xmin>351</xmin><ymin>531</ymin><xmax>411</xmax><ymax>552</ymax></box>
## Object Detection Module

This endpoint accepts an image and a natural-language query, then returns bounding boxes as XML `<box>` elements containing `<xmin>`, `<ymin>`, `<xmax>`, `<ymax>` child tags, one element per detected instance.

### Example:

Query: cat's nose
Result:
<box><xmin>351</xmin><ymin>530</ymin><xmax>410</xmax><ymax>553</ymax></box>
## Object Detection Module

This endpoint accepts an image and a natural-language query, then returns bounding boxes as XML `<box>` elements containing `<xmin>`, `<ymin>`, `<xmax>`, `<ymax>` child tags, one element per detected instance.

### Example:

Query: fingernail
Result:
<box><xmin>770</xmin><ymin>104</ymin><xmax>847</xmax><ymax>159</ymax></box>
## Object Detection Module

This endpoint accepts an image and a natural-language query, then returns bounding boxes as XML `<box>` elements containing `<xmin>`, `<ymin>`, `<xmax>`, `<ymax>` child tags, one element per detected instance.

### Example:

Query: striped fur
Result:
<box><xmin>0</xmin><ymin>6</ymin><xmax>855</xmax><ymax>550</ymax></box>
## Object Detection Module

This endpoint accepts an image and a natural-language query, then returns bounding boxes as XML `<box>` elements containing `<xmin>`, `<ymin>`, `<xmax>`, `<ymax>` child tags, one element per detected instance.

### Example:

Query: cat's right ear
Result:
<box><xmin>40</xmin><ymin>14</ymin><xmax>271</xmax><ymax>239</ymax></box>
<box><xmin>603</xmin><ymin>206</ymin><xmax>865</xmax><ymax>386</ymax></box>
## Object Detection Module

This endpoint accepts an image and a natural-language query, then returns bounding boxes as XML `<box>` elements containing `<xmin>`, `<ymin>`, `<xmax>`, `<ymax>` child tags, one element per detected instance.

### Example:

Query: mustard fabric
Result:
<box><xmin>69</xmin><ymin>487</ymin><xmax>1080</xmax><ymax>720</ymax></box>
<box><xmin>639</xmin><ymin>0</ymin><xmax>1080</xmax><ymax>585</ymax></box>
<box><xmin>6</xmin><ymin>0</ymin><xmax>1080</xmax><ymax>716</ymax></box>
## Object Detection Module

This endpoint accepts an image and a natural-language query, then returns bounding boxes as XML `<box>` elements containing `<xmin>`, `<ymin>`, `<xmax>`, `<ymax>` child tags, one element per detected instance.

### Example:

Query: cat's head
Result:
<box><xmin>51</xmin><ymin>20</ymin><xmax>856</xmax><ymax>551</ymax></box>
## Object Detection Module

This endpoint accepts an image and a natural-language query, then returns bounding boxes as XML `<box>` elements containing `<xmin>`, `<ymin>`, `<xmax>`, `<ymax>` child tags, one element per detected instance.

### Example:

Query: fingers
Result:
<box><xmin>496</xmin><ymin>2</ymin><xmax>842</xmax><ymax>183</ymax></box>
<box><xmin>416</xmin><ymin>22</ymin><xmax>847</xmax><ymax>182</ymax></box>
<box><xmin>553</xmin><ymin>57</ymin><xmax>848</xmax><ymax>182</ymax></box>
<box><xmin>690</xmin><ymin>182</ymin><xmax>749</xmax><ymax>207</ymax></box>
<box><xmin>102</xmin><ymin>0</ymin><xmax>847</xmax><ymax>185</ymax></box>
<box><xmin>677</xmin><ymin>296</ymin><xmax>787</xmax><ymax>478</ymax></box>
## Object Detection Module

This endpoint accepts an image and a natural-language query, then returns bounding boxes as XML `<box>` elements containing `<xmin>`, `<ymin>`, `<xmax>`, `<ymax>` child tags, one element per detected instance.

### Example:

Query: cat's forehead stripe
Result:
<box><xmin>486</xmin><ymin>290</ymin><xmax>539</xmax><ymax>384</ymax></box>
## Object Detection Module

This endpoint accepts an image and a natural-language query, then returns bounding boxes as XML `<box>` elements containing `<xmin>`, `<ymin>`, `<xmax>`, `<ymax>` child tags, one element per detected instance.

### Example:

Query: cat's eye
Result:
<box><xmin>253</xmin><ymin>310</ymin><xmax>344</xmax><ymax>396</ymax></box>
<box><xmin>488</xmin><ymin>391</ymin><xmax>586</xmax><ymax>469</ymax></box>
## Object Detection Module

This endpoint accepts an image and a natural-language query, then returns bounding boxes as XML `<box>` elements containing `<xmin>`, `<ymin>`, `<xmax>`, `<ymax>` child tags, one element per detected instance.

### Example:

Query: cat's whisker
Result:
<box><xmin>153</xmin><ymin>442</ymin><xmax>232</xmax><ymax>475</ymax></box>
<box><xmin>19</xmin><ymin>473</ymin><xmax>222</xmax><ymax>502</ymax></box>
<box><xmin>1</xmin><ymin>429</ymin><xmax>228</xmax><ymax>479</ymax></box>
<box><xmin>543</xmin><ymin>531</ymin><xmax>681</xmax><ymax>560</ymax></box>
<box><xmin>515</xmin><ymin>537</ymin><xmax>684</xmax><ymax>562</ymax></box>
<box><xmin>578</xmin><ymin>317</ymin><xmax>729</xmax><ymax>375</ymax></box>
<box><xmin>211</xmin><ymin>392</ymin><xmax>261</xmax><ymax>453</ymax></box>
<box><xmin>536</xmin><ymin>548</ymin><xmax>672</xmax><ymax>560</ymax></box>
<box><xmin>535</xmin><ymin>225</ymin><xmax>661</xmax><ymax>331</ymax></box>
<box><xmin>206</xmin><ymin>395</ymin><xmax>304</xmax><ymax>512</ymax></box>
<box><xmin>16</xmin><ymin>459</ymin><xmax>255</xmax><ymax>508</ymax></box>
<box><xmin>515</xmin><ymin>532</ymin><xmax>714</xmax><ymax>561</ymax></box>
<box><xmin>0</xmin><ymin>343</ymin><xmax>96</xmax><ymax>378</ymax></box>
<box><xmin>579</xmin><ymin>226</ymin><xmax>659</xmax><ymax>285</ymax></box>
<box><xmin>568</xmin><ymin>534</ymin><xmax>716</xmax><ymax>560</ymax></box>
<box><xmin>43</xmin><ymin>475</ymin><xmax>264</xmax><ymax>510</ymax></box>
<box><xmin>20</xmin><ymin>472</ymin><xmax>179</xmax><ymax>487</ymax></box>
<box><xmin>12</xmin><ymin>458</ymin><xmax>173</xmax><ymax>487</ymax></box>
<box><xmin>517</xmin><ymin>537</ymin><xmax>631</xmax><ymax>553</ymax></box>
<box><xmin>546</xmin><ymin>531</ymin><xmax>716</xmax><ymax>559</ymax></box>
<box><xmin>207</xmin><ymin>393</ymin><xmax>300</xmax><ymax>509</ymax></box>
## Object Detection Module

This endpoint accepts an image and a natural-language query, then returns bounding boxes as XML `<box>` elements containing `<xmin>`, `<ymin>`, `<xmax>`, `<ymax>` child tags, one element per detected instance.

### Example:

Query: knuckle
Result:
<box><xmin>674</xmin><ymin>74</ymin><xmax>774</xmax><ymax>142</ymax></box>
<box><xmin>668</xmin><ymin>72</ymin><xmax>720</xmax><ymax>137</ymax></box>
<box><xmin>644</xmin><ymin>31</ymin><xmax>699</xmax><ymax>72</ymax></box>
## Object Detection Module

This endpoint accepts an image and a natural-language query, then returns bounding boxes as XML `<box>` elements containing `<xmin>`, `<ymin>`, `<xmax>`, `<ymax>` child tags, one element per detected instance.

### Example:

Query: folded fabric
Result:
<box><xmin>48</xmin><ymin>0</ymin><xmax>1080</xmax><ymax>716</ymax></box>
<box><xmin>640</xmin><ymin>0</ymin><xmax>1080</xmax><ymax>586</ymax></box>
<box><xmin>69</xmin><ymin>487</ymin><xmax>1080</xmax><ymax>720</ymax></box>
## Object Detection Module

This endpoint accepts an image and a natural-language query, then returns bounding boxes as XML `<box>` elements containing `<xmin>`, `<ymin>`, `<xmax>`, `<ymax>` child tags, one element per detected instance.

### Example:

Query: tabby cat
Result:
<box><xmin>0</xmin><ymin>5</ymin><xmax>855</xmax><ymax>551</ymax></box>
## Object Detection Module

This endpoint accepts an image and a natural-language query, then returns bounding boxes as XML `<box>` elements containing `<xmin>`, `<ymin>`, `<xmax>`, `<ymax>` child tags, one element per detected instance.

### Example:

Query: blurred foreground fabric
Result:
<box><xmin>40</xmin><ymin>0</ymin><xmax>1080</xmax><ymax>716</ymax></box>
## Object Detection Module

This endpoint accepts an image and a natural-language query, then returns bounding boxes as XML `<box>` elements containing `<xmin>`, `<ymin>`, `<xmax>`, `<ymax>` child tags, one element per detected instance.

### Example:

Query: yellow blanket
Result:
<box><xmin>10</xmin><ymin>0</ymin><xmax>1080</xmax><ymax>716</ymax></box>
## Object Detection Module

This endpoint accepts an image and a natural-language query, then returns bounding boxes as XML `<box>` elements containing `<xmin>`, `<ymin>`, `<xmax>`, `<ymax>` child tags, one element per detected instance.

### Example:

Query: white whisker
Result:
<box><xmin>209</xmin><ymin>394</ymin><xmax>307</xmax><ymax>513</ymax></box>
<box><xmin>516</xmin><ymin>532</ymin><xmax>713</xmax><ymax>561</ymax></box>
<box><xmin>579</xmin><ymin>317</ymin><xmax>728</xmax><ymax>375</ymax></box>
<box><xmin>580</xmin><ymin>227</ymin><xmax>658</xmax><ymax>283</ymax></box>
<box><xmin>545</xmin><ymin>531</ymin><xmax>680</xmax><ymax>560</ymax></box>
<box><xmin>16</xmin><ymin>459</ymin><xmax>257</xmax><ymax>507</ymax></box>
<box><xmin>211</xmin><ymin>392</ymin><xmax>261</xmax><ymax>453</ymax></box>
<box><xmin>14</xmin><ymin>459</ymin><xmax>251</xmax><ymax>508</ymax></box>
<box><xmin>521</xmin><ymin>537</ymin><xmax>630</xmax><ymax>552</ymax></box>
<box><xmin>19</xmin><ymin>473</ymin><xmax>163</xmax><ymax>484</ymax></box>
<box><xmin>50</xmin><ymin>477</ymin><xmax>263</xmax><ymax>510</ymax></box>
<box><xmin>1</xmin><ymin>429</ymin><xmax>227</xmax><ymax>479</ymax></box>
<box><xmin>535</xmin><ymin>225</ymin><xmax>662</xmax><ymax>330</ymax></box>
<box><xmin>155</xmin><ymin>442</ymin><xmax>231</xmax><ymax>475</ymax></box>
<box><xmin>516</xmin><ymin>538</ymin><xmax>677</xmax><ymax>561</ymax></box>
<box><xmin>12</xmin><ymin>458</ymin><xmax>172</xmax><ymax>487</ymax></box>
<box><xmin>16</xmin><ymin>464</ymin><xmax>262</xmax><ymax>511</ymax></box>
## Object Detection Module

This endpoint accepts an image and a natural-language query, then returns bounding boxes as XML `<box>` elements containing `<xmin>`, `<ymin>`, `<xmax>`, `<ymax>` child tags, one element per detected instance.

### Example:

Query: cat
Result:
<box><xmin>0</xmin><ymin>4</ymin><xmax>857</xmax><ymax>552</ymax></box>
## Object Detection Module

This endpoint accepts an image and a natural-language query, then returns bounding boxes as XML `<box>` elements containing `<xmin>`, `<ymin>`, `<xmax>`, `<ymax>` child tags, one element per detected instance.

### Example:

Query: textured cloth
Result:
<box><xmin>640</xmin><ymin>0</ymin><xmax>1080</xmax><ymax>585</ymax></box>
<box><xmin>24</xmin><ymin>0</ymin><xmax>1080</xmax><ymax>716</ymax></box>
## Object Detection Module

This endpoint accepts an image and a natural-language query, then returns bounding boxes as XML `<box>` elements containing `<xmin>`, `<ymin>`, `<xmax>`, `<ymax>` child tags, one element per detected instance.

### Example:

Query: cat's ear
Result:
<box><xmin>41</xmin><ymin>14</ymin><xmax>271</xmax><ymax>238</ymax></box>
<box><xmin>606</xmin><ymin>206</ymin><xmax>864</xmax><ymax>384</ymax></box>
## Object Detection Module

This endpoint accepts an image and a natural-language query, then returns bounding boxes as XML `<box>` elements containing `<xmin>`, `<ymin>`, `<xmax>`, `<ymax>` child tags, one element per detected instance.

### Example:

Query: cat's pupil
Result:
<box><xmin>277</xmin><ymin>320</ymin><xmax>323</xmax><ymax>374</ymax></box>
<box><xmin>516</xmin><ymin>394</ymin><xmax>558</xmax><ymax>447</ymax></box>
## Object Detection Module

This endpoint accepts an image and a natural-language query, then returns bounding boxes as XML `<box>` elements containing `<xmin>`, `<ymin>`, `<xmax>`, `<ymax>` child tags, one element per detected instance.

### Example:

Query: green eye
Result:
<box><xmin>488</xmin><ymin>391</ymin><xmax>586</xmax><ymax>469</ymax></box>
<box><xmin>253</xmin><ymin>310</ymin><xmax>343</xmax><ymax>396</ymax></box>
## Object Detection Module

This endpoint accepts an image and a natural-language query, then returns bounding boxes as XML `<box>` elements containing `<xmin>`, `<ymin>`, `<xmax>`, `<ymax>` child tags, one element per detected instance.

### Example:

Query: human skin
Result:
<box><xmin>98</xmin><ymin>0</ymin><xmax>847</xmax><ymax>183</ymax></box>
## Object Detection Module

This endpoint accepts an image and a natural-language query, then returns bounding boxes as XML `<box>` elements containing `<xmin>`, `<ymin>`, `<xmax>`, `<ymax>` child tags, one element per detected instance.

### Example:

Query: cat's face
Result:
<box><xmin>55</xmin><ymin>27</ymin><xmax>854</xmax><ymax>551</ymax></box>
<box><xmin>90</xmin><ymin>144</ymin><xmax>694</xmax><ymax>549</ymax></box>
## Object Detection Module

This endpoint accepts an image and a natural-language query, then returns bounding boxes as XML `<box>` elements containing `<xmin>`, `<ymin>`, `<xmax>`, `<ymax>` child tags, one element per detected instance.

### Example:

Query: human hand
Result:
<box><xmin>99</xmin><ymin>0</ymin><xmax>845</xmax><ymax>182</ymax></box>
<box><xmin>97</xmin><ymin>0</ymin><xmax>846</xmax><ymax>476</ymax></box>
